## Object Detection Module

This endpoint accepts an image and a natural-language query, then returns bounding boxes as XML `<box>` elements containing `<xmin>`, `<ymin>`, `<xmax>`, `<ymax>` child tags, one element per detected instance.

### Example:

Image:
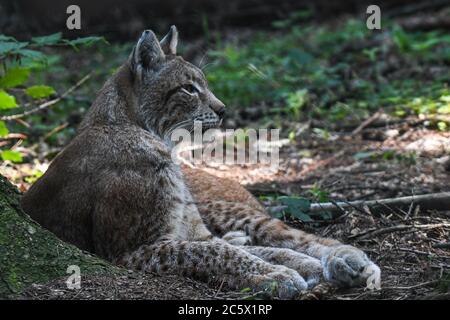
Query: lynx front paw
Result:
<box><xmin>222</xmin><ymin>231</ymin><xmax>252</xmax><ymax>246</ymax></box>
<box><xmin>253</xmin><ymin>266</ymin><xmax>308</xmax><ymax>299</ymax></box>
<box><xmin>322</xmin><ymin>245</ymin><xmax>381</xmax><ymax>289</ymax></box>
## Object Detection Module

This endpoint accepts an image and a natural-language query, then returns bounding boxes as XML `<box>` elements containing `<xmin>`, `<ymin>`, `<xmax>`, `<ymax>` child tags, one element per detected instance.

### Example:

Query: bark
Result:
<box><xmin>0</xmin><ymin>174</ymin><xmax>121</xmax><ymax>298</ymax></box>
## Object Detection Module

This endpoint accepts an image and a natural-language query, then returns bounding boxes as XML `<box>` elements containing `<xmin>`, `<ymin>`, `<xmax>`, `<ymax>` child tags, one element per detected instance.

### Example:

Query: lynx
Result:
<box><xmin>21</xmin><ymin>26</ymin><xmax>380</xmax><ymax>298</ymax></box>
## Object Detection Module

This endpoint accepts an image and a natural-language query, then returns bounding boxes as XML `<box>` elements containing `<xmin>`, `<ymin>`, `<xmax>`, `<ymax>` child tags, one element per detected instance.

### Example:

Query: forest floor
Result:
<box><xmin>14</xmin><ymin>121</ymin><xmax>450</xmax><ymax>300</ymax></box>
<box><xmin>193</xmin><ymin>120</ymin><xmax>450</xmax><ymax>300</ymax></box>
<box><xmin>2</xmin><ymin>8</ymin><xmax>450</xmax><ymax>300</ymax></box>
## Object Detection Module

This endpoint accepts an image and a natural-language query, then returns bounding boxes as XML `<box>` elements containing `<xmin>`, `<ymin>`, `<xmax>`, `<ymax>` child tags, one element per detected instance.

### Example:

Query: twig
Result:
<box><xmin>214</xmin><ymin>279</ymin><xmax>226</xmax><ymax>298</ymax></box>
<box><xmin>298</xmin><ymin>150</ymin><xmax>345</xmax><ymax>176</ymax></box>
<box><xmin>0</xmin><ymin>73</ymin><xmax>92</xmax><ymax>121</ymax></box>
<box><xmin>382</xmin><ymin>280</ymin><xmax>438</xmax><ymax>291</ymax></box>
<box><xmin>309</xmin><ymin>192</ymin><xmax>450</xmax><ymax>214</ymax></box>
<box><xmin>349</xmin><ymin>223</ymin><xmax>450</xmax><ymax>240</ymax></box>
<box><xmin>397</xmin><ymin>247</ymin><xmax>450</xmax><ymax>258</ymax></box>
<box><xmin>0</xmin><ymin>133</ymin><xmax>27</xmax><ymax>140</ymax></box>
<box><xmin>43</xmin><ymin>122</ymin><xmax>69</xmax><ymax>140</ymax></box>
<box><xmin>351</xmin><ymin>109</ymin><xmax>383</xmax><ymax>136</ymax></box>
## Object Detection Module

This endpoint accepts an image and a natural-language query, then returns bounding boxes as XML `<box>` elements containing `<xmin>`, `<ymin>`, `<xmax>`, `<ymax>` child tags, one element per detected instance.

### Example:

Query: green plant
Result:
<box><xmin>307</xmin><ymin>184</ymin><xmax>330</xmax><ymax>202</ymax></box>
<box><xmin>0</xmin><ymin>33</ymin><xmax>105</xmax><ymax>163</ymax></box>
<box><xmin>206</xmin><ymin>19</ymin><xmax>449</xmax><ymax>137</ymax></box>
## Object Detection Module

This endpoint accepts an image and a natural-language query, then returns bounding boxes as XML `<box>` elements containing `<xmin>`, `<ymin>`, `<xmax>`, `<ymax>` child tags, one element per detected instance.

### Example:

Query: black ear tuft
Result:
<box><xmin>160</xmin><ymin>25</ymin><xmax>179</xmax><ymax>55</ymax></box>
<box><xmin>130</xmin><ymin>30</ymin><xmax>165</xmax><ymax>74</ymax></box>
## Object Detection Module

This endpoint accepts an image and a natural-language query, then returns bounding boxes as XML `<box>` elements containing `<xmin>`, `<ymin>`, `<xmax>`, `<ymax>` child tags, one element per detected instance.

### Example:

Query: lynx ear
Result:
<box><xmin>160</xmin><ymin>25</ymin><xmax>178</xmax><ymax>55</ymax></box>
<box><xmin>130</xmin><ymin>30</ymin><xmax>165</xmax><ymax>74</ymax></box>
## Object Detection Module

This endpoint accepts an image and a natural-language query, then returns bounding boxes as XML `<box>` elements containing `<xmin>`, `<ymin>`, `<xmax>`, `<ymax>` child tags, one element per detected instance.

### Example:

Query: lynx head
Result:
<box><xmin>128</xmin><ymin>26</ymin><xmax>225</xmax><ymax>139</ymax></box>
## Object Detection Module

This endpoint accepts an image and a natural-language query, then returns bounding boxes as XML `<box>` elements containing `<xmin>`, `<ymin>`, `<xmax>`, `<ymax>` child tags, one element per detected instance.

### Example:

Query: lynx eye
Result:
<box><xmin>181</xmin><ymin>84</ymin><xmax>199</xmax><ymax>95</ymax></box>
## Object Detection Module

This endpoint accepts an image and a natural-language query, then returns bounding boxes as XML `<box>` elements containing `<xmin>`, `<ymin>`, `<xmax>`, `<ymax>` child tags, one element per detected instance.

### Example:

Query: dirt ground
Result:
<box><xmin>17</xmin><ymin>272</ymin><xmax>246</xmax><ymax>300</ymax></box>
<box><xmin>8</xmin><ymin>118</ymin><xmax>450</xmax><ymax>300</ymax></box>
<box><xmin>193</xmin><ymin>116</ymin><xmax>450</xmax><ymax>300</ymax></box>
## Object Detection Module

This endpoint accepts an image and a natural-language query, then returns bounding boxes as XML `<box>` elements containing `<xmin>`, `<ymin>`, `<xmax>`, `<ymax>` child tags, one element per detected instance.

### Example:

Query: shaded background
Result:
<box><xmin>2</xmin><ymin>0</ymin><xmax>449</xmax><ymax>40</ymax></box>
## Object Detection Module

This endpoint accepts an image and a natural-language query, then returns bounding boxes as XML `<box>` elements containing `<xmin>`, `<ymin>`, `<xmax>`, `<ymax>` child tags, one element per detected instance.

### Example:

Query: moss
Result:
<box><xmin>0</xmin><ymin>175</ymin><xmax>123</xmax><ymax>298</ymax></box>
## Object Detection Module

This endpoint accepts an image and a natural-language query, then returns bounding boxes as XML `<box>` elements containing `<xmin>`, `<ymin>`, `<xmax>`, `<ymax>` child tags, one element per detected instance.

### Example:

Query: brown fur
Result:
<box><xmin>21</xmin><ymin>27</ymin><xmax>380</xmax><ymax>298</ymax></box>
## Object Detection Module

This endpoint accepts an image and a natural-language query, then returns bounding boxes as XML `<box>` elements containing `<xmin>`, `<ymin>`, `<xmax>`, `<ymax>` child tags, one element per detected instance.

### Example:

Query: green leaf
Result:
<box><xmin>437</xmin><ymin>121</ymin><xmax>447</xmax><ymax>131</ymax></box>
<box><xmin>17</xmin><ymin>49</ymin><xmax>47</xmax><ymax>61</ymax></box>
<box><xmin>278</xmin><ymin>196</ymin><xmax>311</xmax><ymax>211</ymax></box>
<box><xmin>0</xmin><ymin>35</ymin><xmax>17</xmax><ymax>42</ymax></box>
<box><xmin>270</xmin><ymin>211</ymin><xmax>285</xmax><ymax>219</ymax></box>
<box><xmin>288</xmin><ymin>49</ymin><xmax>314</xmax><ymax>65</ymax></box>
<box><xmin>1</xmin><ymin>150</ymin><xmax>23</xmax><ymax>163</ymax></box>
<box><xmin>277</xmin><ymin>196</ymin><xmax>312</xmax><ymax>221</ymax></box>
<box><xmin>292</xmin><ymin>212</ymin><xmax>314</xmax><ymax>222</ymax></box>
<box><xmin>0</xmin><ymin>120</ymin><xmax>9</xmax><ymax>137</ymax></box>
<box><xmin>31</xmin><ymin>32</ymin><xmax>62</xmax><ymax>46</ymax></box>
<box><xmin>0</xmin><ymin>90</ymin><xmax>18</xmax><ymax>109</ymax></box>
<box><xmin>25</xmin><ymin>85</ymin><xmax>56</xmax><ymax>99</ymax></box>
<box><xmin>0</xmin><ymin>41</ymin><xmax>28</xmax><ymax>55</ymax></box>
<box><xmin>64</xmin><ymin>36</ymin><xmax>106</xmax><ymax>48</ymax></box>
<box><xmin>0</xmin><ymin>67</ymin><xmax>30</xmax><ymax>89</ymax></box>
<box><xmin>437</xmin><ymin>103</ymin><xmax>450</xmax><ymax>114</ymax></box>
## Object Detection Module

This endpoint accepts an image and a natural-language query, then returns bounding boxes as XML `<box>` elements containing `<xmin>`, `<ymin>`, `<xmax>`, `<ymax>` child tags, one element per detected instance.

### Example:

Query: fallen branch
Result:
<box><xmin>268</xmin><ymin>192</ymin><xmax>450</xmax><ymax>216</ymax></box>
<box><xmin>0</xmin><ymin>73</ymin><xmax>92</xmax><ymax>121</ymax></box>
<box><xmin>310</xmin><ymin>192</ymin><xmax>450</xmax><ymax>214</ymax></box>
<box><xmin>349</xmin><ymin>223</ymin><xmax>450</xmax><ymax>240</ymax></box>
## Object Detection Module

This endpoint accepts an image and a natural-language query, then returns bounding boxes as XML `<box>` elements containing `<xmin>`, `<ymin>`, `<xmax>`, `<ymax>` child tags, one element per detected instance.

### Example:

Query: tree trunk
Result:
<box><xmin>0</xmin><ymin>174</ymin><xmax>121</xmax><ymax>298</ymax></box>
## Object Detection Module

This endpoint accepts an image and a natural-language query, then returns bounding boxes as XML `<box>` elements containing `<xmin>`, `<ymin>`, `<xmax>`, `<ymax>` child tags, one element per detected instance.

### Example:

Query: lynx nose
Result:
<box><xmin>213</xmin><ymin>104</ymin><xmax>226</xmax><ymax>118</ymax></box>
<box><xmin>209</xmin><ymin>92</ymin><xmax>226</xmax><ymax>118</ymax></box>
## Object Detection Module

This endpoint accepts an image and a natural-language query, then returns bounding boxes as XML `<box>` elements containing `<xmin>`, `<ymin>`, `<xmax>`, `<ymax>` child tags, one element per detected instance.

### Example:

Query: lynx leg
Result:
<box><xmin>119</xmin><ymin>239</ymin><xmax>308</xmax><ymax>299</ymax></box>
<box><xmin>240</xmin><ymin>246</ymin><xmax>323</xmax><ymax>288</ymax></box>
<box><xmin>221</xmin><ymin>231</ymin><xmax>321</xmax><ymax>287</ymax></box>
<box><xmin>198</xmin><ymin>201</ymin><xmax>381</xmax><ymax>288</ymax></box>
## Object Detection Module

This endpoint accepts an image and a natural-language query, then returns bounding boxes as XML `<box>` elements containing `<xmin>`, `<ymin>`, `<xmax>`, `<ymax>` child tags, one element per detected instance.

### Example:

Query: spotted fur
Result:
<box><xmin>21</xmin><ymin>27</ymin><xmax>380</xmax><ymax>298</ymax></box>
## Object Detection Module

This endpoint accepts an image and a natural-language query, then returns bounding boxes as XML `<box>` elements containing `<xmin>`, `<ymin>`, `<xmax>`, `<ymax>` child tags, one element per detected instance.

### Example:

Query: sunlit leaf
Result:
<box><xmin>25</xmin><ymin>85</ymin><xmax>56</xmax><ymax>99</ymax></box>
<box><xmin>440</xmin><ymin>95</ymin><xmax>450</xmax><ymax>103</ymax></box>
<box><xmin>17</xmin><ymin>49</ymin><xmax>47</xmax><ymax>61</ymax></box>
<box><xmin>1</xmin><ymin>150</ymin><xmax>23</xmax><ymax>163</ymax></box>
<box><xmin>437</xmin><ymin>121</ymin><xmax>448</xmax><ymax>131</ymax></box>
<box><xmin>31</xmin><ymin>32</ymin><xmax>62</xmax><ymax>46</ymax></box>
<box><xmin>64</xmin><ymin>36</ymin><xmax>106</xmax><ymax>49</ymax></box>
<box><xmin>437</xmin><ymin>104</ymin><xmax>450</xmax><ymax>114</ymax></box>
<box><xmin>0</xmin><ymin>120</ymin><xmax>9</xmax><ymax>137</ymax></box>
<box><xmin>0</xmin><ymin>67</ymin><xmax>30</xmax><ymax>89</ymax></box>
<box><xmin>0</xmin><ymin>35</ymin><xmax>17</xmax><ymax>42</ymax></box>
<box><xmin>0</xmin><ymin>90</ymin><xmax>18</xmax><ymax>109</ymax></box>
